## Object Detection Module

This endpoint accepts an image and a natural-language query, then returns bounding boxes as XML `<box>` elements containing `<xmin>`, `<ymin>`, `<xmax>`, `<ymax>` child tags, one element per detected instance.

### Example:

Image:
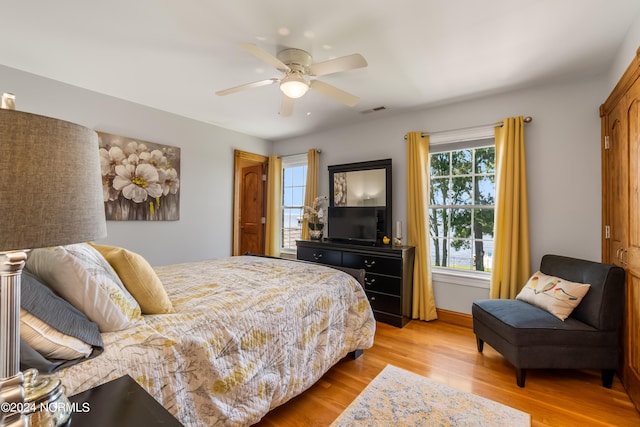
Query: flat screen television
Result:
<box><xmin>327</xmin><ymin>206</ymin><xmax>380</xmax><ymax>243</ymax></box>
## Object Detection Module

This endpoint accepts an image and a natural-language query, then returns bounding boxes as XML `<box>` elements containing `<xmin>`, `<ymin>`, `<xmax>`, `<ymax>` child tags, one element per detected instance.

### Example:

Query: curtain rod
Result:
<box><xmin>404</xmin><ymin>116</ymin><xmax>533</xmax><ymax>140</ymax></box>
<box><xmin>277</xmin><ymin>148</ymin><xmax>321</xmax><ymax>158</ymax></box>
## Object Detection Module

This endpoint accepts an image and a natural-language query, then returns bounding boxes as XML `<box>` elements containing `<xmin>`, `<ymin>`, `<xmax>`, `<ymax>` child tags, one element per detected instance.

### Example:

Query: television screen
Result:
<box><xmin>327</xmin><ymin>206</ymin><xmax>378</xmax><ymax>243</ymax></box>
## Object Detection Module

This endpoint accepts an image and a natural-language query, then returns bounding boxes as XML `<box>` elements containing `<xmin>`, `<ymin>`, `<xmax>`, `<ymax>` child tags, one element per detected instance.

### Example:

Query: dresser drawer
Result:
<box><xmin>297</xmin><ymin>246</ymin><xmax>342</xmax><ymax>266</ymax></box>
<box><xmin>343</xmin><ymin>252</ymin><xmax>402</xmax><ymax>276</ymax></box>
<box><xmin>364</xmin><ymin>273</ymin><xmax>401</xmax><ymax>296</ymax></box>
<box><xmin>365</xmin><ymin>291</ymin><xmax>402</xmax><ymax>315</ymax></box>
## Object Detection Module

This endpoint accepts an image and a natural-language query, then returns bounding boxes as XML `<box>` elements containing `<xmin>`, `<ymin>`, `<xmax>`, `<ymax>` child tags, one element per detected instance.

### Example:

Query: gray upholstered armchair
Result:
<box><xmin>472</xmin><ymin>254</ymin><xmax>625</xmax><ymax>387</ymax></box>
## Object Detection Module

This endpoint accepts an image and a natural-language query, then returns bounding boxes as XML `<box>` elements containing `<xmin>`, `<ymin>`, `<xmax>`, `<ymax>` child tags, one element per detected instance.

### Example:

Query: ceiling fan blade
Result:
<box><xmin>279</xmin><ymin>94</ymin><xmax>294</xmax><ymax>117</ymax></box>
<box><xmin>309</xmin><ymin>80</ymin><xmax>360</xmax><ymax>107</ymax></box>
<box><xmin>308</xmin><ymin>53</ymin><xmax>367</xmax><ymax>76</ymax></box>
<box><xmin>241</xmin><ymin>43</ymin><xmax>290</xmax><ymax>72</ymax></box>
<box><xmin>215</xmin><ymin>78</ymin><xmax>279</xmax><ymax>96</ymax></box>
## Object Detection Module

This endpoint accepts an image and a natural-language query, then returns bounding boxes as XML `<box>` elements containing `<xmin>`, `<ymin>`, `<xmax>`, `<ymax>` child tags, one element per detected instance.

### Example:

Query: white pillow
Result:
<box><xmin>20</xmin><ymin>309</ymin><xmax>92</xmax><ymax>360</ymax></box>
<box><xmin>516</xmin><ymin>271</ymin><xmax>591</xmax><ymax>321</ymax></box>
<box><xmin>25</xmin><ymin>243</ymin><xmax>143</xmax><ymax>332</ymax></box>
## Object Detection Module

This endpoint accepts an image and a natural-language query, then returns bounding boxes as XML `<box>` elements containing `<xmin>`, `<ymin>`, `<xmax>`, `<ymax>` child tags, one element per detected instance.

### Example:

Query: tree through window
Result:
<box><xmin>429</xmin><ymin>144</ymin><xmax>495</xmax><ymax>272</ymax></box>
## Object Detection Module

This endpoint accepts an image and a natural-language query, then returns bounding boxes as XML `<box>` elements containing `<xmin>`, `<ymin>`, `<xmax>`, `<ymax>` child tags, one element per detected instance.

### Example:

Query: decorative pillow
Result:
<box><xmin>21</xmin><ymin>309</ymin><xmax>92</xmax><ymax>360</ymax></box>
<box><xmin>21</xmin><ymin>271</ymin><xmax>103</xmax><ymax>346</ymax></box>
<box><xmin>89</xmin><ymin>243</ymin><xmax>174</xmax><ymax>314</ymax></box>
<box><xmin>516</xmin><ymin>271</ymin><xmax>591</xmax><ymax>320</ymax></box>
<box><xmin>25</xmin><ymin>243</ymin><xmax>143</xmax><ymax>332</ymax></box>
<box><xmin>19</xmin><ymin>270</ymin><xmax>103</xmax><ymax>372</ymax></box>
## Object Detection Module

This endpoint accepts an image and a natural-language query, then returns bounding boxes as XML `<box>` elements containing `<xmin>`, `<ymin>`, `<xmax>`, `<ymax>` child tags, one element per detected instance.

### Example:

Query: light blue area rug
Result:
<box><xmin>330</xmin><ymin>364</ymin><xmax>530</xmax><ymax>426</ymax></box>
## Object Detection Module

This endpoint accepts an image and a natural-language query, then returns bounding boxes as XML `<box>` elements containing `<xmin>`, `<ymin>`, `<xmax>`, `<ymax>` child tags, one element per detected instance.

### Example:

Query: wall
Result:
<box><xmin>0</xmin><ymin>65</ymin><xmax>271</xmax><ymax>266</ymax></box>
<box><xmin>273</xmin><ymin>73</ymin><xmax>608</xmax><ymax>314</ymax></box>
<box><xmin>606</xmin><ymin>10</ymin><xmax>640</xmax><ymax>95</ymax></box>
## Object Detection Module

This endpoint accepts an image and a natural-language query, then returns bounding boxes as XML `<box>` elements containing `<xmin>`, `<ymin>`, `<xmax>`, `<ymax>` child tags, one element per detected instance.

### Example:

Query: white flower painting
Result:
<box><xmin>334</xmin><ymin>172</ymin><xmax>347</xmax><ymax>206</ymax></box>
<box><xmin>98</xmin><ymin>131</ymin><xmax>180</xmax><ymax>220</ymax></box>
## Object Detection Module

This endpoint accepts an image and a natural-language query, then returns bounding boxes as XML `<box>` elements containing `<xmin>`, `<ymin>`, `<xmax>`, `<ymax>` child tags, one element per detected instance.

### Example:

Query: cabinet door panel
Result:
<box><xmin>628</xmin><ymin>93</ymin><xmax>640</xmax><ymax>273</ymax></box>
<box><xmin>342</xmin><ymin>252</ymin><xmax>402</xmax><ymax>276</ymax></box>
<box><xmin>623</xmin><ymin>82</ymin><xmax>640</xmax><ymax>411</ymax></box>
<box><xmin>609</xmin><ymin>102</ymin><xmax>628</xmax><ymax>268</ymax></box>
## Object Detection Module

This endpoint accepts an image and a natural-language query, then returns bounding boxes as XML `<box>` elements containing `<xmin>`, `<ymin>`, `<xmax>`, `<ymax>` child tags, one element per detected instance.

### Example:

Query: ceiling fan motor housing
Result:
<box><xmin>277</xmin><ymin>48</ymin><xmax>312</xmax><ymax>74</ymax></box>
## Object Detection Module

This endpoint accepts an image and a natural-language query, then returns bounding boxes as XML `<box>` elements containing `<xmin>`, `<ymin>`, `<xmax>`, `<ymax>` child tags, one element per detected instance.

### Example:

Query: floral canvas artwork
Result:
<box><xmin>334</xmin><ymin>172</ymin><xmax>347</xmax><ymax>206</ymax></box>
<box><xmin>98</xmin><ymin>132</ymin><xmax>180</xmax><ymax>220</ymax></box>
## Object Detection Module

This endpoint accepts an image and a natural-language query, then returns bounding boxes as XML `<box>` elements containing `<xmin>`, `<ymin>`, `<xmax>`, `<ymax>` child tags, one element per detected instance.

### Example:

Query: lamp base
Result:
<box><xmin>0</xmin><ymin>251</ymin><xmax>27</xmax><ymax>427</ymax></box>
<box><xmin>0</xmin><ymin>252</ymin><xmax>70</xmax><ymax>426</ymax></box>
<box><xmin>0</xmin><ymin>372</ymin><xmax>25</xmax><ymax>427</ymax></box>
<box><xmin>0</xmin><ymin>371</ymin><xmax>71</xmax><ymax>427</ymax></box>
<box><xmin>22</xmin><ymin>369</ymin><xmax>71</xmax><ymax>426</ymax></box>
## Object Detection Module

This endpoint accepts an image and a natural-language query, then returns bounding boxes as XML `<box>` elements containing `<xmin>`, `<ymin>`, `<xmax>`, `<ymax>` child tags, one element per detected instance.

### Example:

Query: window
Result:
<box><xmin>429</xmin><ymin>139</ymin><xmax>495</xmax><ymax>272</ymax></box>
<box><xmin>281</xmin><ymin>154</ymin><xmax>307</xmax><ymax>251</ymax></box>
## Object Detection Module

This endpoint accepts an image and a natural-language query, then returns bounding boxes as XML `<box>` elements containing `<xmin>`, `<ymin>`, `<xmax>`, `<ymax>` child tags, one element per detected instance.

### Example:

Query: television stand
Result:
<box><xmin>296</xmin><ymin>239</ymin><xmax>415</xmax><ymax>327</ymax></box>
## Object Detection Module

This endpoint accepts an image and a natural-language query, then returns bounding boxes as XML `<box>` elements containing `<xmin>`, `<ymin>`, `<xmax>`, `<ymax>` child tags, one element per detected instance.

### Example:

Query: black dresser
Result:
<box><xmin>296</xmin><ymin>239</ymin><xmax>415</xmax><ymax>327</ymax></box>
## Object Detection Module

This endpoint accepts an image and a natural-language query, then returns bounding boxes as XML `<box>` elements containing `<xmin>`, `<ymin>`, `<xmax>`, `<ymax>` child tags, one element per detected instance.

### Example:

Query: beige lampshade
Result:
<box><xmin>0</xmin><ymin>109</ymin><xmax>107</xmax><ymax>251</ymax></box>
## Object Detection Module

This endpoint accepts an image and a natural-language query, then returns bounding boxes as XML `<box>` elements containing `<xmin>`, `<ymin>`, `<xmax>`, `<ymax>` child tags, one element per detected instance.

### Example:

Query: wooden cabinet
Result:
<box><xmin>297</xmin><ymin>240</ymin><xmax>415</xmax><ymax>327</ymax></box>
<box><xmin>601</xmin><ymin>47</ymin><xmax>640</xmax><ymax>412</ymax></box>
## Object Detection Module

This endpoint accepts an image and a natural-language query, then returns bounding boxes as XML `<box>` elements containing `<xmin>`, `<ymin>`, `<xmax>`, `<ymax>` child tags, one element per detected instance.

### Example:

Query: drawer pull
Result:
<box><xmin>365</xmin><ymin>278</ymin><xmax>376</xmax><ymax>285</ymax></box>
<box><xmin>364</xmin><ymin>259</ymin><xmax>376</xmax><ymax>268</ymax></box>
<box><xmin>313</xmin><ymin>253</ymin><xmax>323</xmax><ymax>260</ymax></box>
<box><xmin>369</xmin><ymin>296</ymin><xmax>376</xmax><ymax>301</ymax></box>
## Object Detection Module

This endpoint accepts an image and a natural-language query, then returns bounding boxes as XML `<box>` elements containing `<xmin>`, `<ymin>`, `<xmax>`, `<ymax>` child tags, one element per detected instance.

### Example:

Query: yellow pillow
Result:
<box><xmin>89</xmin><ymin>243</ymin><xmax>174</xmax><ymax>314</ymax></box>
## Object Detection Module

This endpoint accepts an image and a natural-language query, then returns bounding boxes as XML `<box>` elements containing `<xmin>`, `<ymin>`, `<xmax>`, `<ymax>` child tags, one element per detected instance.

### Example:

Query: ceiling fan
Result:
<box><xmin>216</xmin><ymin>44</ymin><xmax>367</xmax><ymax>116</ymax></box>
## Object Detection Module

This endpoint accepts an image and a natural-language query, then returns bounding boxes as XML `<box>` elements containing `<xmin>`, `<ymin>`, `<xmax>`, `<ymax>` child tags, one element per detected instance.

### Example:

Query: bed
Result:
<box><xmin>20</xmin><ymin>244</ymin><xmax>376</xmax><ymax>426</ymax></box>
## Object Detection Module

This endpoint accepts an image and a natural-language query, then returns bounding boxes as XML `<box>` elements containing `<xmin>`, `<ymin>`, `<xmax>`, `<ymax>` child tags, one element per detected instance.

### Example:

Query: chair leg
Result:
<box><xmin>516</xmin><ymin>368</ymin><xmax>526</xmax><ymax>387</ymax></box>
<box><xmin>476</xmin><ymin>337</ymin><xmax>484</xmax><ymax>352</ymax></box>
<box><xmin>602</xmin><ymin>369</ymin><xmax>615</xmax><ymax>388</ymax></box>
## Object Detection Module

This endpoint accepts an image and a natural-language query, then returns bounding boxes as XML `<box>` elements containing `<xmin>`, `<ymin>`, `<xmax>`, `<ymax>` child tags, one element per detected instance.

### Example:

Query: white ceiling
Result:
<box><xmin>1</xmin><ymin>0</ymin><xmax>639</xmax><ymax>141</ymax></box>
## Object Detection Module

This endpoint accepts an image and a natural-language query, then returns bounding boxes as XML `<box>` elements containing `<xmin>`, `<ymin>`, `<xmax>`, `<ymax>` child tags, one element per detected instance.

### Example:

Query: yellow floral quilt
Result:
<box><xmin>55</xmin><ymin>256</ymin><xmax>376</xmax><ymax>426</ymax></box>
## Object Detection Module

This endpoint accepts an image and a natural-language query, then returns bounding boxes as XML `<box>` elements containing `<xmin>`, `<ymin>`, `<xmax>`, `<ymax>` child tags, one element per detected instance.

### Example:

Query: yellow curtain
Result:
<box><xmin>301</xmin><ymin>149</ymin><xmax>319</xmax><ymax>240</ymax></box>
<box><xmin>490</xmin><ymin>116</ymin><xmax>531</xmax><ymax>299</ymax></box>
<box><xmin>264</xmin><ymin>155</ymin><xmax>282</xmax><ymax>257</ymax></box>
<box><xmin>407</xmin><ymin>132</ymin><xmax>438</xmax><ymax>321</ymax></box>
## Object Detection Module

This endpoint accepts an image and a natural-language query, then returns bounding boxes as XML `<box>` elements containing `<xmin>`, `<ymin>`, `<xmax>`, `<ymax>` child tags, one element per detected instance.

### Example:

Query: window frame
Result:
<box><xmin>427</xmin><ymin>126</ymin><xmax>496</xmax><ymax>283</ymax></box>
<box><xmin>280</xmin><ymin>154</ymin><xmax>307</xmax><ymax>254</ymax></box>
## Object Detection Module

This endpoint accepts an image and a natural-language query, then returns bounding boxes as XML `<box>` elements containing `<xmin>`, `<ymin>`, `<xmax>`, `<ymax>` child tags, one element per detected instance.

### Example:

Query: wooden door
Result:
<box><xmin>232</xmin><ymin>150</ymin><xmax>268</xmax><ymax>256</ymax></box>
<box><xmin>607</xmin><ymin>96</ymin><xmax>628</xmax><ymax>268</ymax></box>
<box><xmin>623</xmin><ymin>80</ymin><xmax>640</xmax><ymax>409</ymax></box>
<box><xmin>239</xmin><ymin>164</ymin><xmax>264</xmax><ymax>255</ymax></box>
<box><xmin>602</xmin><ymin>50</ymin><xmax>640</xmax><ymax>412</ymax></box>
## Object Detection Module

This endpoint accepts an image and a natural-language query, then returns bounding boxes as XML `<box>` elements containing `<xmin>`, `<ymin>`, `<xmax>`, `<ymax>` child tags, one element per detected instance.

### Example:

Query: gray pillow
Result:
<box><xmin>20</xmin><ymin>270</ymin><xmax>103</xmax><ymax>372</ymax></box>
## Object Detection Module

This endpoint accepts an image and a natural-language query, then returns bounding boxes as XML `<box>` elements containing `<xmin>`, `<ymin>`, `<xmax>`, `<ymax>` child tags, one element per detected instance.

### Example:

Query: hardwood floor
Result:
<box><xmin>256</xmin><ymin>320</ymin><xmax>640</xmax><ymax>427</ymax></box>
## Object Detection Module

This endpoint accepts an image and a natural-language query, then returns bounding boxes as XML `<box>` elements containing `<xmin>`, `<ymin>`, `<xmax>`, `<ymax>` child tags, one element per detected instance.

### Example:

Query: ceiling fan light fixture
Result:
<box><xmin>280</xmin><ymin>73</ymin><xmax>309</xmax><ymax>98</ymax></box>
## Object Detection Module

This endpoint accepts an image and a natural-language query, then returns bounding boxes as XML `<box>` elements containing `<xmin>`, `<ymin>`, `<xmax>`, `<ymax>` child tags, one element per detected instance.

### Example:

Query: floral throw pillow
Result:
<box><xmin>516</xmin><ymin>271</ymin><xmax>591</xmax><ymax>321</ymax></box>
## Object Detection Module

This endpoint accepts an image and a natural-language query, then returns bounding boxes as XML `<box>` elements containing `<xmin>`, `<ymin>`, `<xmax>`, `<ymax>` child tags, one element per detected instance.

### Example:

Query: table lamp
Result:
<box><xmin>0</xmin><ymin>98</ymin><xmax>107</xmax><ymax>426</ymax></box>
